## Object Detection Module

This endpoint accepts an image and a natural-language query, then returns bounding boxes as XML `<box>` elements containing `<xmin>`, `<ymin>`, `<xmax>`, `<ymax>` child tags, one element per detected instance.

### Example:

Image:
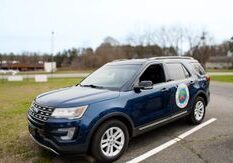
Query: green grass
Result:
<box><xmin>0</xmin><ymin>78</ymin><xmax>83</xmax><ymax>162</ymax></box>
<box><xmin>210</xmin><ymin>75</ymin><xmax>233</xmax><ymax>83</ymax></box>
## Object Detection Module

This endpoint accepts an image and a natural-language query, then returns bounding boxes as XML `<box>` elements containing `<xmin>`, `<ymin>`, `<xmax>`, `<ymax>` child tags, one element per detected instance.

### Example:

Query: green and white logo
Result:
<box><xmin>175</xmin><ymin>83</ymin><xmax>189</xmax><ymax>108</ymax></box>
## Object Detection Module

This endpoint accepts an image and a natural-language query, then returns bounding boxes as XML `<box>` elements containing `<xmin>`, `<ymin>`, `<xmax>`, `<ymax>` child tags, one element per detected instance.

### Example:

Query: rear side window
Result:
<box><xmin>191</xmin><ymin>63</ymin><xmax>206</xmax><ymax>75</ymax></box>
<box><xmin>166</xmin><ymin>63</ymin><xmax>190</xmax><ymax>81</ymax></box>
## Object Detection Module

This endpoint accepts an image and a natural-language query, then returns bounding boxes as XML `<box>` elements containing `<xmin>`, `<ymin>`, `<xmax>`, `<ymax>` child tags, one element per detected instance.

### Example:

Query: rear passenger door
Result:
<box><xmin>165</xmin><ymin>62</ymin><xmax>195</xmax><ymax>114</ymax></box>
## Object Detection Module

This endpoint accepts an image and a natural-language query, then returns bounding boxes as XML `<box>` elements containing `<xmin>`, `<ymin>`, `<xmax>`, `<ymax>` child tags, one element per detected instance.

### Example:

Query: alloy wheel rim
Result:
<box><xmin>194</xmin><ymin>101</ymin><xmax>205</xmax><ymax>121</ymax></box>
<box><xmin>100</xmin><ymin>127</ymin><xmax>125</xmax><ymax>157</ymax></box>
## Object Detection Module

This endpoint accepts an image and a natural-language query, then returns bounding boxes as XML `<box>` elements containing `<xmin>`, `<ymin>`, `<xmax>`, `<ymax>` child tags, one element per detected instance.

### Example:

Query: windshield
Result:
<box><xmin>80</xmin><ymin>65</ymin><xmax>140</xmax><ymax>90</ymax></box>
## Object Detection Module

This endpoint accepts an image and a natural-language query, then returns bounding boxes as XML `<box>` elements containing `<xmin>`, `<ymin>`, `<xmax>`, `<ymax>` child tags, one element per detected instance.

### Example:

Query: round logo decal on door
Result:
<box><xmin>175</xmin><ymin>83</ymin><xmax>189</xmax><ymax>108</ymax></box>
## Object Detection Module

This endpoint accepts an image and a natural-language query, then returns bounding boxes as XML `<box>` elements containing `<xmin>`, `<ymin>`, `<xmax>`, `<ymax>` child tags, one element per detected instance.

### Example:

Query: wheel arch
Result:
<box><xmin>87</xmin><ymin>112</ymin><xmax>134</xmax><ymax>150</ymax></box>
<box><xmin>194</xmin><ymin>90</ymin><xmax>208</xmax><ymax>106</ymax></box>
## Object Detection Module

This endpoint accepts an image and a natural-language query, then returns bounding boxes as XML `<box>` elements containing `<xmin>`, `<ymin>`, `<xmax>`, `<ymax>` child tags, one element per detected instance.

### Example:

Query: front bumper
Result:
<box><xmin>30</xmin><ymin>134</ymin><xmax>60</xmax><ymax>155</ymax></box>
<box><xmin>28</xmin><ymin>115</ymin><xmax>89</xmax><ymax>155</ymax></box>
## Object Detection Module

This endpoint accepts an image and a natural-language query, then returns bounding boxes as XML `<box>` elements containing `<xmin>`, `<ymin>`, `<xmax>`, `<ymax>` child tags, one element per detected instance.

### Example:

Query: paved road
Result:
<box><xmin>0</xmin><ymin>73</ymin><xmax>90</xmax><ymax>79</ymax></box>
<box><xmin>0</xmin><ymin>72</ymin><xmax>233</xmax><ymax>80</ymax></box>
<box><xmin>208</xmin><ymin>72</ymin><xmax>233</xmax><ymax>76</ymax></box>
<box><xmin>50</xmin><ymin>81</ymin><xmax>233</xmax><ymax>163</ymax></box>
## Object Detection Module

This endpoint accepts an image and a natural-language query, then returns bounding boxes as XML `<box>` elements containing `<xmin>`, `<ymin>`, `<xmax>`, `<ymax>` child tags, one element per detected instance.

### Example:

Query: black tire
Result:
<box><xmin>91</xmin><ymin>119</ymin><xmax>129</xmax><ymax>163</ymax></box>
<box><xmin>188</xmin><ymin>97</ymin><xmax>206</xmax><ymax>125</ymax></box>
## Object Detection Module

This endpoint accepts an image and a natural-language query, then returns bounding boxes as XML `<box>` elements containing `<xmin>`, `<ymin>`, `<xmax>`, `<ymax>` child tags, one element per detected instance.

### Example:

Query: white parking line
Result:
<box><xmin>126</xmin><ymin>118</ymin><xmax>217</xmax><ymax>163</ymax></box>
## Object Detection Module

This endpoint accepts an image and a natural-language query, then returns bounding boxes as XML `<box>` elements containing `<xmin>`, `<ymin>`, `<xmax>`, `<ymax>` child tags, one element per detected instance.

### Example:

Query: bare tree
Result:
<box><xmin>126</xmin><ymin>26</ymin><xmax>187</xmax><ymax>55</ymax></box>
<box><xmin>186</xmin><ymin>31</ymin><xmax>215</xmax><ymax>68</ymax></box>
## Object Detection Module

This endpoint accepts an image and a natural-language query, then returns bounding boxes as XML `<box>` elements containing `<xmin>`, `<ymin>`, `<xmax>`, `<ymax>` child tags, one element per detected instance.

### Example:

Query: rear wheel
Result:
<box><xmin>91</xmin><ymin>120</ymin><xmax>129</xmax><ymax>162</ymax></box>
<box><xmin>188</xmin><ymin>97</ymin><xmax>206</xmax><ymax>125</ymax></box>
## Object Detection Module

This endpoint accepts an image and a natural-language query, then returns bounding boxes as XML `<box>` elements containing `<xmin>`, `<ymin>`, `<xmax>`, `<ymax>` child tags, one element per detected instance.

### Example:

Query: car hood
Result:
<box><xmin>35</xmin><ymin>85</ymin><xmax>120</xmax><ymax>108</ymax></box>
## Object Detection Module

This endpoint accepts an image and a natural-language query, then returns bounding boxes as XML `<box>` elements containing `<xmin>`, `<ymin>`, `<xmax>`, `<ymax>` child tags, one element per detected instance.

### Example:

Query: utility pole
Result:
<box><xmin>229</xmin><ymin>36</ymin><xmax>233</xmax><ymax>69</ymax></box>
<box><xmin>200</xmin><ymin>32</ymin><xmax>206</xmax><ymax>46</ymax></box>
<box><xmin>51</xmin><ymin>31</ymin><xmax>54</xmax><ymax>78</ymax></box>
<box><xmin>199</xmin><ymin>32</ymin><xmax>206</xmax><ymax>67</ymax></box>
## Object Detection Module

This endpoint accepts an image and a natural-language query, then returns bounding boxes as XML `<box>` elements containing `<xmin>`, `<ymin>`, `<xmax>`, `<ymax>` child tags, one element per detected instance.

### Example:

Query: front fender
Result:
<box><xmin>85</xmin><ymin>110</ymin><xmax>134</xmax><ymax>149</ymax></box>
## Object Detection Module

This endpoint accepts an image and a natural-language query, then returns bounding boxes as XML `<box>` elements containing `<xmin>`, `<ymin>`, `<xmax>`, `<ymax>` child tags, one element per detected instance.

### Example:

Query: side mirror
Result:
<box><xmin>134</xmin><ymin>80</ymin><xmax>153</xmax><ymax>92</ymax></box>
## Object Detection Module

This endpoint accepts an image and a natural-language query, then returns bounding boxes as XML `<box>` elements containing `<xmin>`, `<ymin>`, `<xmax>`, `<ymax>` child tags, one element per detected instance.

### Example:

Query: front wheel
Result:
<box><xmin>188</xmin><ymin>97</ymin><xmax>206</xmax><ymax>125</ymax></box>
<box><xmin>91</xmin><ymin>120</ymin><xmax>129</xmax><ymax>162</ymax></box>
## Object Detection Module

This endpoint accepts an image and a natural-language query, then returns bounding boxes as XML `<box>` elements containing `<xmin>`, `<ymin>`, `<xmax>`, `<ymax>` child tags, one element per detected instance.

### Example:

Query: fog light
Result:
<box><xmin>58</xmin><ymin>127</ymin><xmax>76</xmax><ymax>140</ymax></box>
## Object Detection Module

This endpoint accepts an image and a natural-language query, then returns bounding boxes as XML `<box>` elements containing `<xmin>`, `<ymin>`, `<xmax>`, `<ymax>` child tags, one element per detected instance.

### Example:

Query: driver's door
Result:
<box><xmin>127</xmin><ymin>64</ymin><xmax>173</xmax><ymax>127</ymax></box>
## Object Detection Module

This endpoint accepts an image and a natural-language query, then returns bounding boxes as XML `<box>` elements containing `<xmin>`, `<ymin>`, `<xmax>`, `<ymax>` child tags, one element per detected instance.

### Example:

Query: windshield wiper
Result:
<box><xmin>80</xmin><ymin>84</ymin><xmax>104</xmax><ymax>89</ymax></box>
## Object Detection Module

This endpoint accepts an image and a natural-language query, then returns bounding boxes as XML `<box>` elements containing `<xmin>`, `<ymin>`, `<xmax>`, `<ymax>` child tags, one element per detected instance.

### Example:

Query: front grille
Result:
<box><xmin>29</xmin><ymin>102</ymin><xmax>54</xmax><ymax>122</ymax></box>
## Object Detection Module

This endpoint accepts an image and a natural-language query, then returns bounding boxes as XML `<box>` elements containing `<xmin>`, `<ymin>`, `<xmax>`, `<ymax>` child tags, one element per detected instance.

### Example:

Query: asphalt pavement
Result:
<box><xmin>51</xmin><ymin>81</ymin><xmax>233</xmax><ymax>163</ymax></box>
<box><xmin>0</xmin><ymin>73</ymin><xmax>90</xmax><ymax>79</ymax></box>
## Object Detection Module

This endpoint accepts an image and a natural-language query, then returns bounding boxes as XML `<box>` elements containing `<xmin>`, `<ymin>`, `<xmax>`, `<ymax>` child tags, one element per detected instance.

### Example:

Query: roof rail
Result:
<box><xmin>111</xmin><ymin>56</ymin><xmax>194</xmax><ymax>63</ymax></box>
<box><xmin>111</xmin><ymin>59</ymin><xmax>129</xmax><ymax>62</ymax></box>
<box><xmin>149</xmin><ymin>56</ymin><xmax>194</xmax><ymax>60</ymax></box>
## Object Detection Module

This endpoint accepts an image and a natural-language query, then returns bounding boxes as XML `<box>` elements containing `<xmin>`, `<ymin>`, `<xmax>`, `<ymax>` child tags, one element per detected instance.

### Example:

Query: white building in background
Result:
<box><xmin>44</xmin><ymin>62</ymin><xmax>56</xmax><ymax>72</ymax></box>
<box><xmin>103</xmin><ymin>36</ymin><xmax>120</xmax><ymax>46</ymax></box>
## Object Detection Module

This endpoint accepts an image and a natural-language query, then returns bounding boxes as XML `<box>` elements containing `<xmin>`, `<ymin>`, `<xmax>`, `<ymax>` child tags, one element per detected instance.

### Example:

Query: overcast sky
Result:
<box><xmin>0</xmin><ymin>0</ymin><xmax>232</xmax><ymax>53</ymax></box>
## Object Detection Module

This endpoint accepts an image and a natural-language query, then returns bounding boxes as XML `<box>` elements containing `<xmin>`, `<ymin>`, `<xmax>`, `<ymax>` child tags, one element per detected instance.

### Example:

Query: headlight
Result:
<box><xmin>51</xmin><ymin>105</ymin><xmax>88</xmax><ymax>119</ymax></box>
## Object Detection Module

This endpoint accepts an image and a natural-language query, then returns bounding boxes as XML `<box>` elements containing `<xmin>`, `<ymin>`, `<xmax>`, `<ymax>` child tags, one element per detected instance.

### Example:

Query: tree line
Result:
<box><xmin>1</xmin><ymin>26</ymin><xmax>233</xmax><ymax>70</ymax></box>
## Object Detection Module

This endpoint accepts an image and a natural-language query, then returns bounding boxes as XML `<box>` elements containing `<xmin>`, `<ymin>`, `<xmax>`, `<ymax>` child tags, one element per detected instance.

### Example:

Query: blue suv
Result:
<box><xmin>28</xmin><ymin>56</ymin><xmax>210</xmax><ymax>162</ymax></box>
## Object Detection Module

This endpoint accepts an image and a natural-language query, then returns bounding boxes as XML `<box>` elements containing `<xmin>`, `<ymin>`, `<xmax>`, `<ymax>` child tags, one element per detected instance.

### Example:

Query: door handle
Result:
<box><xmin>189</xmin><ymin>80</ymin><xmax>194</xmax><ymax>84</ymax></box>
<box><xmin>160</xmin><ymin>87</ymin><xmax>168</xmax><ymax>92</ymax></box>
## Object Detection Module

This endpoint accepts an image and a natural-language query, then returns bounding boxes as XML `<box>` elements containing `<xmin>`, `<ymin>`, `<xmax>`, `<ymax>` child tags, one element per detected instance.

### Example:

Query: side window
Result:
<box><xmin>139</xmin><ymin>64</ymin><xmax>166</xmax><ymax>85</ymax></box>
<box><xmin>192</xmin><ymin>63</ymin><xmax>206</xmax><ymax>75</ymax></box>
<box><xmin>166</xmin><ymin>63</ymin><xmax>189</xmax><ymax>81</ymax></box>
